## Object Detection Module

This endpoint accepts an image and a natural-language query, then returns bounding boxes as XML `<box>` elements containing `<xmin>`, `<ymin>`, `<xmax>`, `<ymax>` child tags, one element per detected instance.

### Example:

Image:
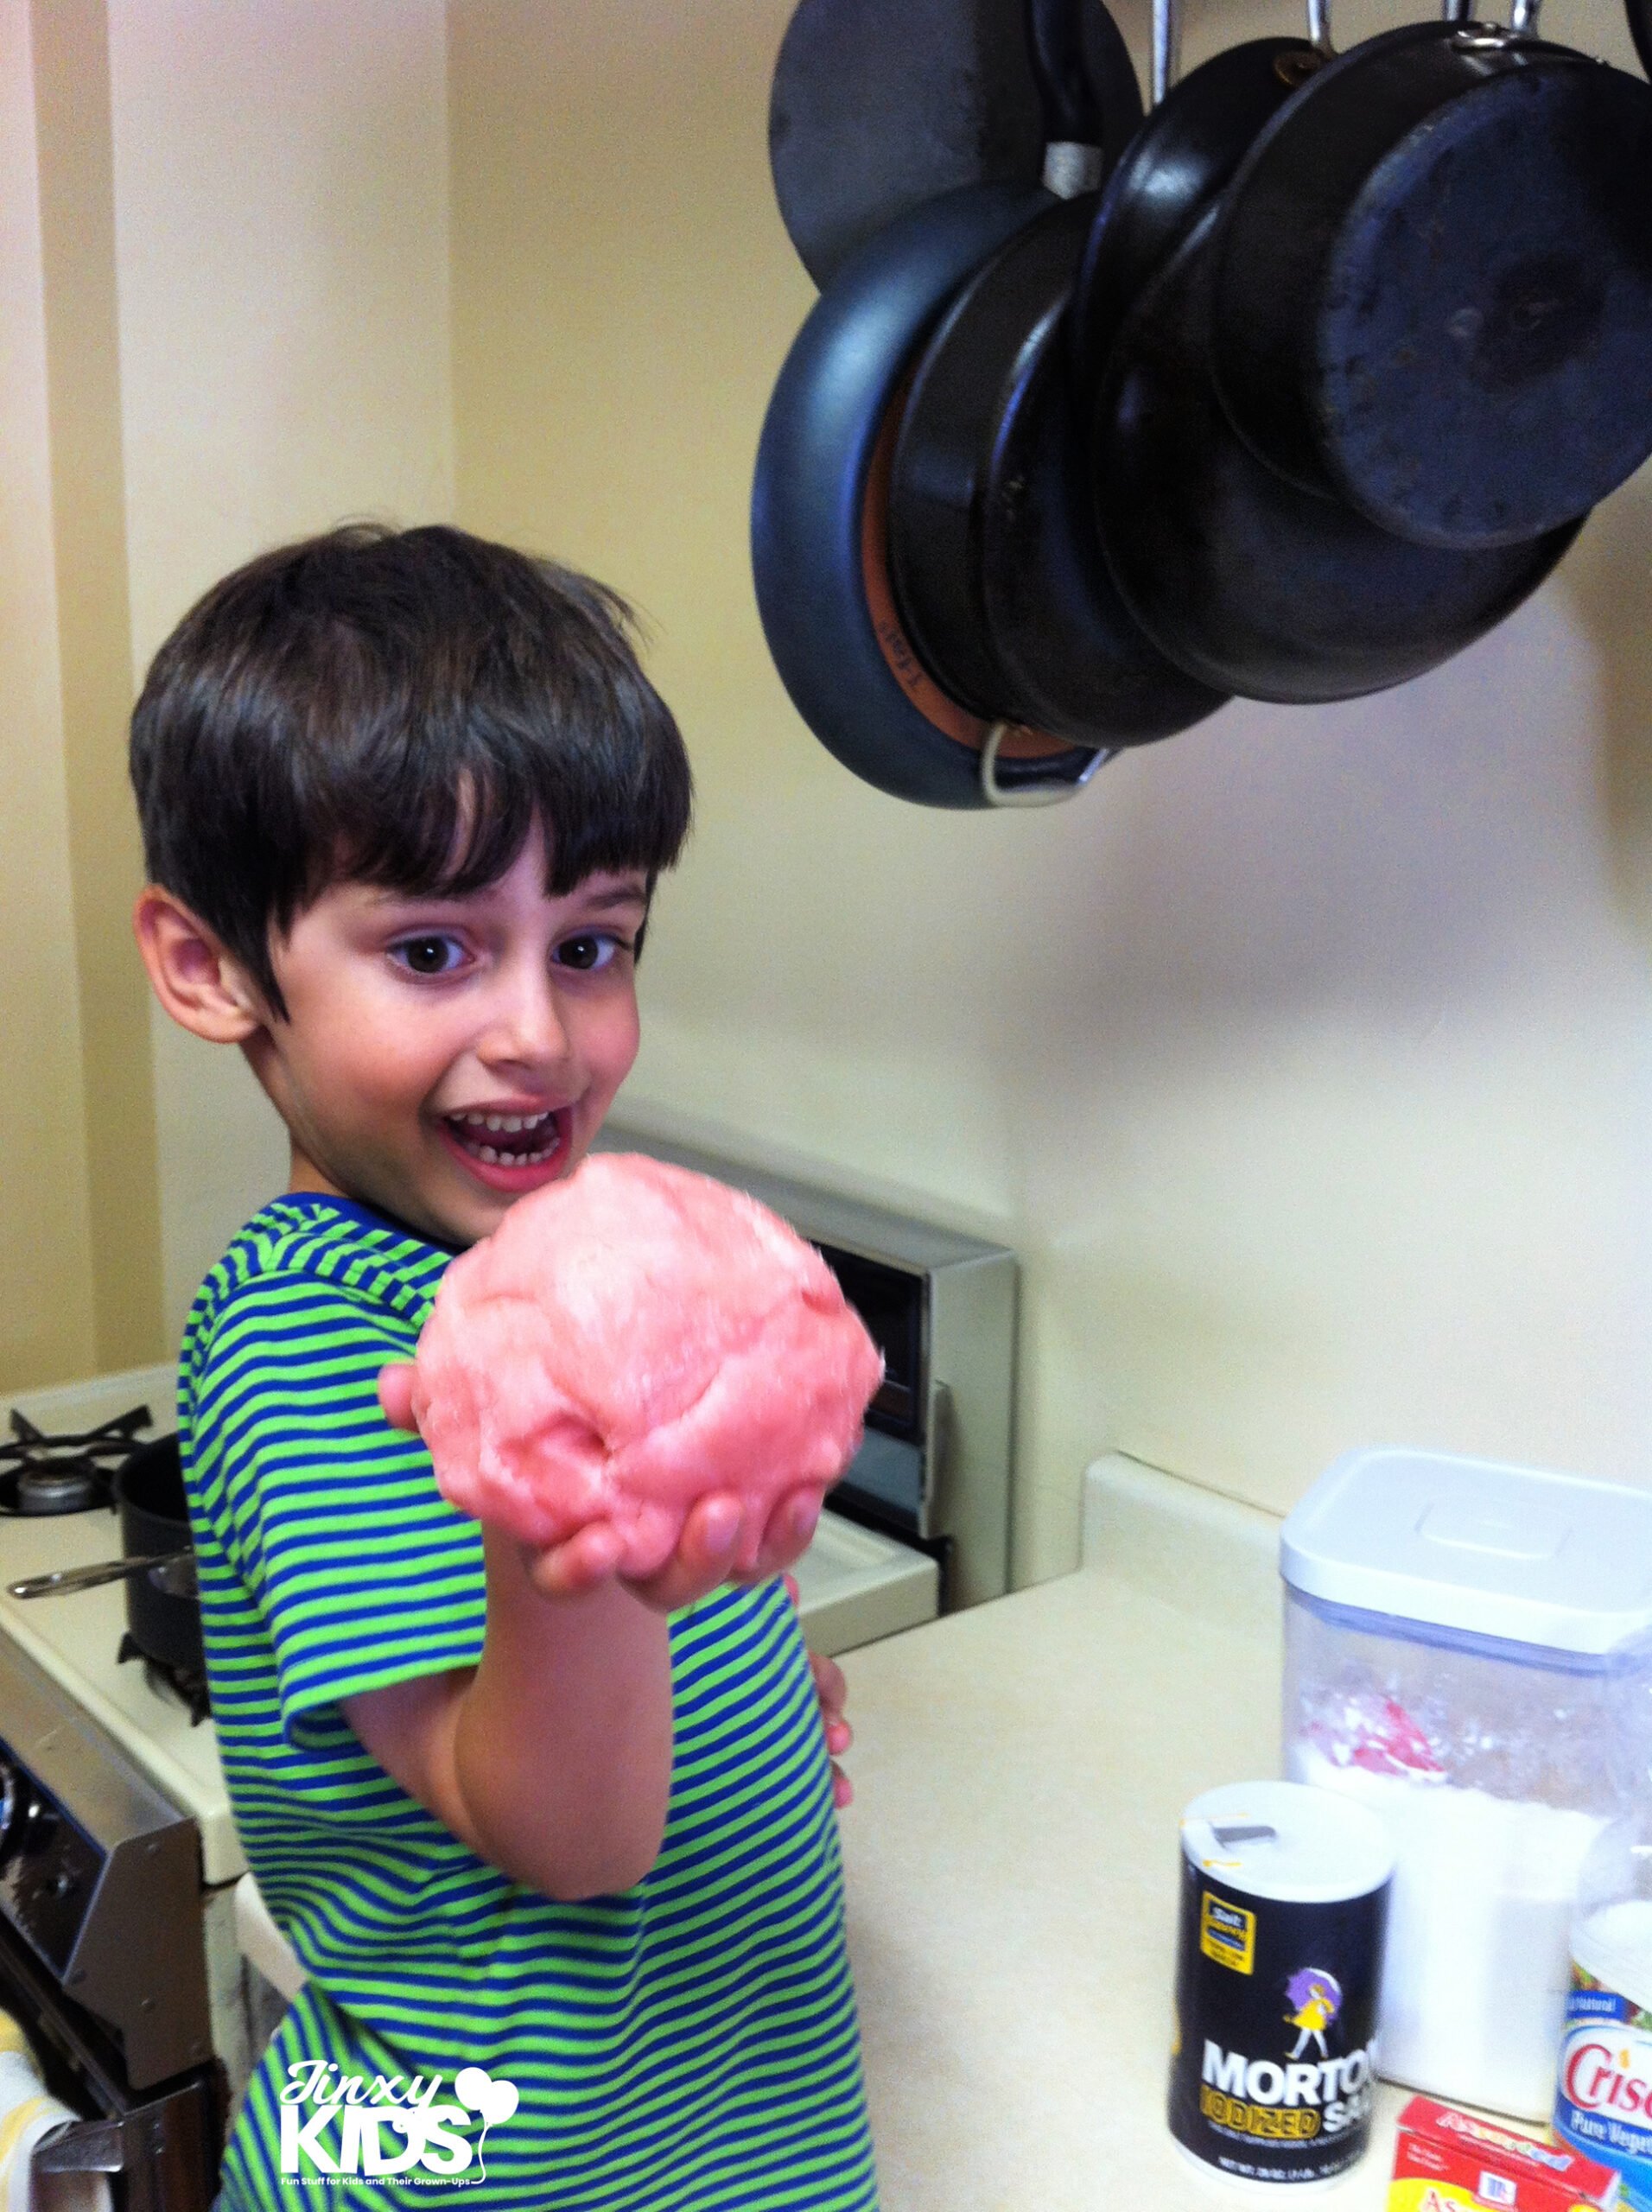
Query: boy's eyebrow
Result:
<box><xmin>360</xmin><ymin>878</ymin><xmax>650</xmax><ymax>912</ymax></box>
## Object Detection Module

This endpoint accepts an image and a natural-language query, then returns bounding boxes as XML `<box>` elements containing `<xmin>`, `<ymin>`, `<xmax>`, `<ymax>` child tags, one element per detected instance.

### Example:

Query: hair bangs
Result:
<box><xmin>131</xmin><ymin>524</ymin><xmax>693</xmax><ymax>1016</ymax></box>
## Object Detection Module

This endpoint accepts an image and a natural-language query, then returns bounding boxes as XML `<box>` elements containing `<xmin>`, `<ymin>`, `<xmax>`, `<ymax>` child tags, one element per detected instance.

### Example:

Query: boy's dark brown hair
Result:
<box><xmin>130</xmin><ymin>523</ymin><xmax>693</xmax><ymax>1016</ymax></box>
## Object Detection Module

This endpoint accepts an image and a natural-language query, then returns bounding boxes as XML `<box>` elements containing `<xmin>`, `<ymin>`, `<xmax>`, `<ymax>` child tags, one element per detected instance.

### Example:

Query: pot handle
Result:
<box><xmin>1026</xmin><ymin>0</ymin><xmax>1141</xmax><ymax>196</ymax></box>
<box><xmin>979</xmin><ymin>723</ymin><xmax>1114</xmax><ymax>807</ymax></box>
<box><xmin>8</xmin><ymin>1550</ymin><xmax>194</xmax><ymax>1599</ymax></box>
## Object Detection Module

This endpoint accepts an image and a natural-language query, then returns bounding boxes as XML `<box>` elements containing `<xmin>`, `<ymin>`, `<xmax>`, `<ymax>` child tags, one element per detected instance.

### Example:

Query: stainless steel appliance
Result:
<box><xmin>597</xmin><ymin>1121</ymin><xmax>1019</xmax><ymax>1643</ymax></box>
<box><xmin>0</xmin><ymin>1374</ymin><xmax>269</xmax><ymax>2211</ymax></box>
<box><xmin>0</xmin><ymin>1568</ymin><xmax>223</xmax><ymax>2209</ymax></box>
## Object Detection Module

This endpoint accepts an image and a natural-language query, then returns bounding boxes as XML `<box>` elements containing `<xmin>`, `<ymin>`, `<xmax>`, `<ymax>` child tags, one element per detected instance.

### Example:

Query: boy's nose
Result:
<box><xmin>476</xmin><ymin>968</ymin><xmax>571</xmax><ymax>1073</ymax></box>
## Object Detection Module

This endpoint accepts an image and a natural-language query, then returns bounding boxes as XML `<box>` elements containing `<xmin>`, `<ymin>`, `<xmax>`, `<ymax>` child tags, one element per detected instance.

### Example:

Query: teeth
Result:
<box><xmin>479</xmin><ymin>1145</ymin><xmax>501</xmax><ymax>1164</ymax></box>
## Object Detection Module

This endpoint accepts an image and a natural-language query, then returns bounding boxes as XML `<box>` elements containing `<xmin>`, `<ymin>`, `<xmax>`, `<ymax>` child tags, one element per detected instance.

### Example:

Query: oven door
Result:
<box><xmin>0</xmin><ymin>1911</ymin><xmax>220</xmax><ymax>2212</ymax></box>
<box><xmin>791</xmin><ymin>1507</ymin><xmax>938</xmax><ymax>1655</ymax></box>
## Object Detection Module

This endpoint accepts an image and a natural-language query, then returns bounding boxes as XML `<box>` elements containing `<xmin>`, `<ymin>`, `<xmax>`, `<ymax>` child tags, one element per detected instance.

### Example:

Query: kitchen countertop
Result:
<box><xmin>837</xmin><ymin>1456</ymin><xmax>1412</xmax><ymax>2211</ymax></box>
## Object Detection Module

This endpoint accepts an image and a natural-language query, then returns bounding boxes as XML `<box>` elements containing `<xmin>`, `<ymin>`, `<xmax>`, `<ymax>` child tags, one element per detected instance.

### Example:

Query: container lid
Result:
<box><xmin>1280</xmin><ymin>1447</ymin><xmax>1652</xmax><ymax>1657</ymax></box>
<box><xmin>1180</xmin><ymin>1780</ymin><xmax>1394</xmax><ymax>1904</ymax></box>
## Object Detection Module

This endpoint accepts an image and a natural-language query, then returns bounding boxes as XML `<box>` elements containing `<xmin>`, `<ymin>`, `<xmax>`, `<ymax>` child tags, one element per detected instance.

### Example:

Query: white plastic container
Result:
<box><xmin>1280</xmin><ymin>1446</ymin><xmax>1652</xmax><ymax>2121</ymax></box>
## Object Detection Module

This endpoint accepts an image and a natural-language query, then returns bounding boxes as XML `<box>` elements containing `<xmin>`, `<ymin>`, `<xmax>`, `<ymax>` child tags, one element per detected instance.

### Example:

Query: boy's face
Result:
<box><xmin>247</xmin><ymin>828</ymin><xmax>648</xmax><ymax>1249</ymax></box>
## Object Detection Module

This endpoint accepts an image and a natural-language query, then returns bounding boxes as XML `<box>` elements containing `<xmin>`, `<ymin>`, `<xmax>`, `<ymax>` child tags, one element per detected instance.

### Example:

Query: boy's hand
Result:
<box><xmin>784</xmin><ymin>1573</ymin><xmax>855</xmax><ymax>1810</ymax></box>
<box><xmin>378</xmin><ymin>1360</ymin><xmax>417</xmax><ymax>1433</ymax></box>
<box><xmin>520</xmin><ymin>1484</ymin><xmax>823</xmax><ymax>1611</ymax></box>
<box><xmin>377</xmin><ymin>1359</ymin><xmax>823</xmax><ymax>1613</ymax></box>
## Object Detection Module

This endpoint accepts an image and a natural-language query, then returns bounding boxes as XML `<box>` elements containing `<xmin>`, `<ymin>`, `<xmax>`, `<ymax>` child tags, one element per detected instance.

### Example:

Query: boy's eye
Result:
<box><xmin>555</xmin><ymin>932</ymin><xmax>624</xmax><ymax>974</ymax></box>
<box><xmin>390</xmin><ymin>934</ymin><xmax>467</xmax><ymax>976</ymax></box>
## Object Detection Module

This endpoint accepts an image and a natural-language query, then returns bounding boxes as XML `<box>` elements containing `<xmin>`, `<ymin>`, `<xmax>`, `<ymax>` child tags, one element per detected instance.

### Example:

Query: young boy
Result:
<box><xmin>130</xmin><ymin>524</ymin><xmax>877</xmax><ymax>2209</ymax></box>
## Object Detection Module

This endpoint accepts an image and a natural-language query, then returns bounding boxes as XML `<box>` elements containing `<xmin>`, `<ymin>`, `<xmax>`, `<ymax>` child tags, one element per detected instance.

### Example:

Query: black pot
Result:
<box><xmin>115</xmin><ymin>1435</ymin><xmax>201</xmax><ymax>1678</ymax></box>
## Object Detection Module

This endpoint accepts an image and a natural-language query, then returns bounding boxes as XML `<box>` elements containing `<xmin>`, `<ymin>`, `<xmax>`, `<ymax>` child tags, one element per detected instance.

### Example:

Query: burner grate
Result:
<box><xmin>117</xmin><ymin>1631</ymin><xmax>210</xmax><ymax>1726</ymax></box>
<box><xmin>0</xmin><ymin>1407</ymin><xmax>149</xmax><ymax>1516</ymax></box>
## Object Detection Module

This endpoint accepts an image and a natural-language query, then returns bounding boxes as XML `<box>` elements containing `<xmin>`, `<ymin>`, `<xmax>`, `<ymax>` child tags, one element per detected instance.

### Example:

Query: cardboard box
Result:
<box><xmin>1388</xmin><ymin>2096</ymin><xmax>1619</xmax><ymax>2210</ymax></box>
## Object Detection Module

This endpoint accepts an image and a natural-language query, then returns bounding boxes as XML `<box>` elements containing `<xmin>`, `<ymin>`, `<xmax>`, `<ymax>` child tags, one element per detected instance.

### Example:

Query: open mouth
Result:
<box><xmin>443</xmin><ymin>1108</ymin><xmax>564</xmax><ymax>1168</ymax></box>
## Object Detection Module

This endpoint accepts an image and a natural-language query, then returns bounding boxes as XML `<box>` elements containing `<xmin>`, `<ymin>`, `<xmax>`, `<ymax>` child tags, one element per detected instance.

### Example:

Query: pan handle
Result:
<box><xmin>1026</xmin><ymin>0</ymin><xmax>1141</xmax><ymax>194</ymax></box>
<box><xmin>8</xmin><ymin>1551</ymin><xmax>194</xmax><ymax>1599</ymax></box>
<box><xmin>1025</xmin><ymin>0</ymin><xmax>1097</xmax><ymax>144</ymax></box>
<box><xmin>979</xmin><ymin>724</ymin><xmax>1114</xmax><ymax>807</ymax></box>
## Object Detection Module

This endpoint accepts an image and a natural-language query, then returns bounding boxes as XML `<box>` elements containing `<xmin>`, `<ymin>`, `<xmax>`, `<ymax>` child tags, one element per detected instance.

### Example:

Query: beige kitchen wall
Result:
<box><xmin>448</xmin><ymin>0</ymin><xmax>1652</xmax><ymax>1581</ymax></box>
<box><xmin>107</xmin><ymin>0</ymin><xmax>455</xmax><ymax>1338</ymax></box>
<box><xmin>1</xmin><ymin>0</ymin><xmax>454</xmax><ymax>1390</ymax></box>
<box><xmin>0</xmin><ymin>0</ymin><xmax>99</xmax><ymax>1389</ymax></box>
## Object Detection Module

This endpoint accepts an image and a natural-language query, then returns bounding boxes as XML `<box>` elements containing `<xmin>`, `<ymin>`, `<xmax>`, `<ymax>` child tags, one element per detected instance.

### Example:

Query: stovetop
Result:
<box><xmin>0</xmin><ymin>1364</ymin><xmax>240</xmax><ymax>1886</ymax></box>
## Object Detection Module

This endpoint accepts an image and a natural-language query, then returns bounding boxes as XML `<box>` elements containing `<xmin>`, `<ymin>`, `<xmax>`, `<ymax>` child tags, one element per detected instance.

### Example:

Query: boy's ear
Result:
<box><xmin>132</xmin><ymin>886</ymin><xmax>268</xmax><ymax>1043</ymax></box>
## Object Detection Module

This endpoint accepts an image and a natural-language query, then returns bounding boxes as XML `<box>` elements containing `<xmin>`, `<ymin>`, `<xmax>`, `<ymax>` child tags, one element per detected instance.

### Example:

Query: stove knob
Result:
<box><xmin>0</xmin><ymin>1757</ymin><xmax>19</xmax><ymax>1861</ymax></box>
<box><xmin>0</xmin><ymin>1764</ymin><xmax>51</xmax><ymax>1862</ymax></box>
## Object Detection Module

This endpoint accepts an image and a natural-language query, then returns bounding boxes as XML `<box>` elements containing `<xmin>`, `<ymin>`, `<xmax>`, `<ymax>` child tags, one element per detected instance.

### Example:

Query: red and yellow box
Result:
<box><xmin>1388</xmin><ymin>2096</ymin><xmax>1619</xmax><ymax>2210</ymax></box>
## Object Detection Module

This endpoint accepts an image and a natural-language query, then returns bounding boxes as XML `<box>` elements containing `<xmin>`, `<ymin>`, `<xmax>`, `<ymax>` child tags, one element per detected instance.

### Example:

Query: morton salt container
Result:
<box><xmin>1169</xmin><ymin>1780</ymin><xmax>1393</xmax><ymax>2190</ymax></box>
<box><xmin>1281</xmin><ymin>1447</ymin><xmax>1652</xmax><ymax>2120</ymax></box>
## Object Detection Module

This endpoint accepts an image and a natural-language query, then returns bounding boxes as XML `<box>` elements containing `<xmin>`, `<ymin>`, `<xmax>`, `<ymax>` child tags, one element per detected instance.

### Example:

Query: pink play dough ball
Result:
<box><xmin>410</xmin><ymin>1153</ymin><xmax>884</xmax><ymax>1578</ymax></box>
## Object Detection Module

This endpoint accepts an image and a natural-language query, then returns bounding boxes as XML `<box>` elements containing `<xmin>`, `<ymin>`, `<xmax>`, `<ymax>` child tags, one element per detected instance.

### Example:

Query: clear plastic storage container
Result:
<box><xmin>1280</xmin><ymin>1447</ymin><xmax>1652</xmax><ymax>2121</ymax></box>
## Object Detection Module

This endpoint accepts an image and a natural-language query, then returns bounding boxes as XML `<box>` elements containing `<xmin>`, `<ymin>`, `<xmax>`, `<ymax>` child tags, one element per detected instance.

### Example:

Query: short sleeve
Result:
<box><xmin>188</xmin><ymin>1270</ymin><xmax>486</xmax><ymax>1745</ymax></box>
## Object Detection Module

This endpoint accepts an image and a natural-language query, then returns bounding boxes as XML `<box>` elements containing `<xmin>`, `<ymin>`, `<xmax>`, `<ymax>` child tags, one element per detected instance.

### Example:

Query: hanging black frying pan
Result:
<box><xmin>769</xmin><ymin>0</ymin><xmax>1143</xmax><ymax>287</ymax></box>
<box><xmin>754</xmin><ymin>180</ymin><xmax>1095</xmax><ymax>807</ymax></box>
<box><xmin>754</xmin><ymin>0</ymin><xmax>1162</xmax><ymax>806</ymax></box>
<box><xmin>1632</xmin><ymin>0</ymin><xmax>1652</xmax><ymax>83</ymax></box>
<box><xmin>1209</xmin><ymin>1</ymin><xmax>1652</xmax><ymax>550</ymax></box>
<box><xmin>1070</xmin><ymin>19</ymin><xmax>1325</xmax><ymax>398</ymax></box>
<box><xmin>885</xmin><ymin>191</ymin><xmax>1226</xmax><ymax>746</ymax></box>
<box><xmin>1091</xmin><ymin>200</ymin><xmax>1582</xmax><ymax>704</ymax></box>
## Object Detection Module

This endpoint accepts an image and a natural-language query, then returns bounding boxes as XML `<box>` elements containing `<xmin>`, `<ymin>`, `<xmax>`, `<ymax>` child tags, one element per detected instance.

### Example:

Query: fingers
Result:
<box><xmin>810</xmin><ymin>1648</ymin><xmax>849</xmax><ymax>1728</ymax></box>
<box><xmin>733</xmin><ymin>1486</ymin><xmax>823</xmax><ymax>1586</ymax></box>
<box><xmin>521</xmin><ymin>1520</ymin><xmax>626</xmax><ymax>1602</ymax></box>
<box><xmin>377</xmin><ymin>1362</ymin><xmax>418</xmax><ymax>1433</ymax></box>
<box><xmin>624</xmin><ymin>1491</ymin><xmax>746</xmax><ymax>1614</ymax></box>
<box><xmin>520</xmin><ymin>1485</ymin><xmax>829</xmax><ymax>1616</ymax></box>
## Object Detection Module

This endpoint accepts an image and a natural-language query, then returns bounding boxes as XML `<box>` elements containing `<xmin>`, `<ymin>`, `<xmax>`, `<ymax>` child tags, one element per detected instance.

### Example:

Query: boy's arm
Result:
<box><xmin>345</xmin><ymin>1385</ymin><xmax>823</xmax><ymax>1901</ymax></box>
<box><xmin>342</xmin><ymin>1532</ymin><xmax>675</xmax><ymax>1901</ymax></box>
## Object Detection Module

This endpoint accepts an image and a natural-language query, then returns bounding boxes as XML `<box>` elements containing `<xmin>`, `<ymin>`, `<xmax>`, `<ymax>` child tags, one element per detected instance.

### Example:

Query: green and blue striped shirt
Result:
<box><xmin>180</xmin><ymin>1194</ymin><xmax>878</xmax><ymax>2209</ymax></box>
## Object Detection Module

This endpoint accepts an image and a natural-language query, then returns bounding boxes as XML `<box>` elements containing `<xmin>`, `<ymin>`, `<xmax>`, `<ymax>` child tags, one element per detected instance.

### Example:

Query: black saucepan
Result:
<box><xmin>753</xmin><ymin>180</ymin><xmax>1101</xmax><ymax>806</ymax></box>
<box><xmin>1092</xmin><ymin>203</ymin><xmax>1582</xmax><ymax>704</ymax></box>
<box><xmin>1210</xmin><ymin>9</ymin><xmax>1652</xmax><ymax>550</ymax></box>
<box><xmin>1070</xmin><ymin>29</ymin><xmax>1324</xmax><ymax>399</ymax></box>
<box><xmin>769</xmin><ymin>0</ymin><xmax>1142</xmax><ymax>287</ymax></box>
<box><xmin>886</xmin><ymin>191</ymin><xmax>1225</xmax><ymax>746</ymax></box>
<box><xmin>9</xmin><ymin>1434</ymin><xmax>201</xmax><ymax>1678</ymax></box>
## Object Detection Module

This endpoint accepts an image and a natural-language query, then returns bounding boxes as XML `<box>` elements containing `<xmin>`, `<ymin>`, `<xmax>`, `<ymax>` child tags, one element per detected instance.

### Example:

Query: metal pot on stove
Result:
<box><xmin>7</xmin><ymin>1436</ymin><xmax>202</xmax><ymax>1681</ymax></box>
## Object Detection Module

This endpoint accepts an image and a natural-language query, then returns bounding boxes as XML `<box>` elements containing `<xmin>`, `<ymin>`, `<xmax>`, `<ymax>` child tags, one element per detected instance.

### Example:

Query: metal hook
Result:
<box><xmin>1306</xmin><ymin>0</ymin><xmax>1335</xmax><ymax>56</ymax></box>
<box><xmin>1151</xmin><ymin>0</ymin><xmax>1183</xmax><ymax>106</ymax></box>
<box><xmin>979</xmin><ymin>726</ymin><xmax>1114</xmax><ymax>808</ymax></box>
<box><xmin>1442</xmin><ymin>0</ymin><xmax>1543</xmax><ymax>29</ymax></box>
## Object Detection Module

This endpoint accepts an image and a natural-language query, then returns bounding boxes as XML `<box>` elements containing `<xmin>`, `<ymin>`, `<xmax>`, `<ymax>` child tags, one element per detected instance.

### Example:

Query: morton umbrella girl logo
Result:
<box><xmin>1285</xmin><ymin>1968</ymin><xmax>1343</xmax><ymax>2061</ymax></box>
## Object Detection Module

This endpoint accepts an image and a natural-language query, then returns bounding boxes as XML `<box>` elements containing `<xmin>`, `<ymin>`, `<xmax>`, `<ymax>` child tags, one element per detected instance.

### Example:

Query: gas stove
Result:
<box><xmin>0</xmin><ymin>1406</ymin><xmax>151</xmax><ymax>1517</ymax></box>
<box><xmin>0</xmin><ymin>1367</ymin><xmax>244</xmax><ymax>2209</ymax></box>
<box><xmin>0</xmin><ymin>1368</ymin><xmax>238</xmax><ymax>1887</ymax></box>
